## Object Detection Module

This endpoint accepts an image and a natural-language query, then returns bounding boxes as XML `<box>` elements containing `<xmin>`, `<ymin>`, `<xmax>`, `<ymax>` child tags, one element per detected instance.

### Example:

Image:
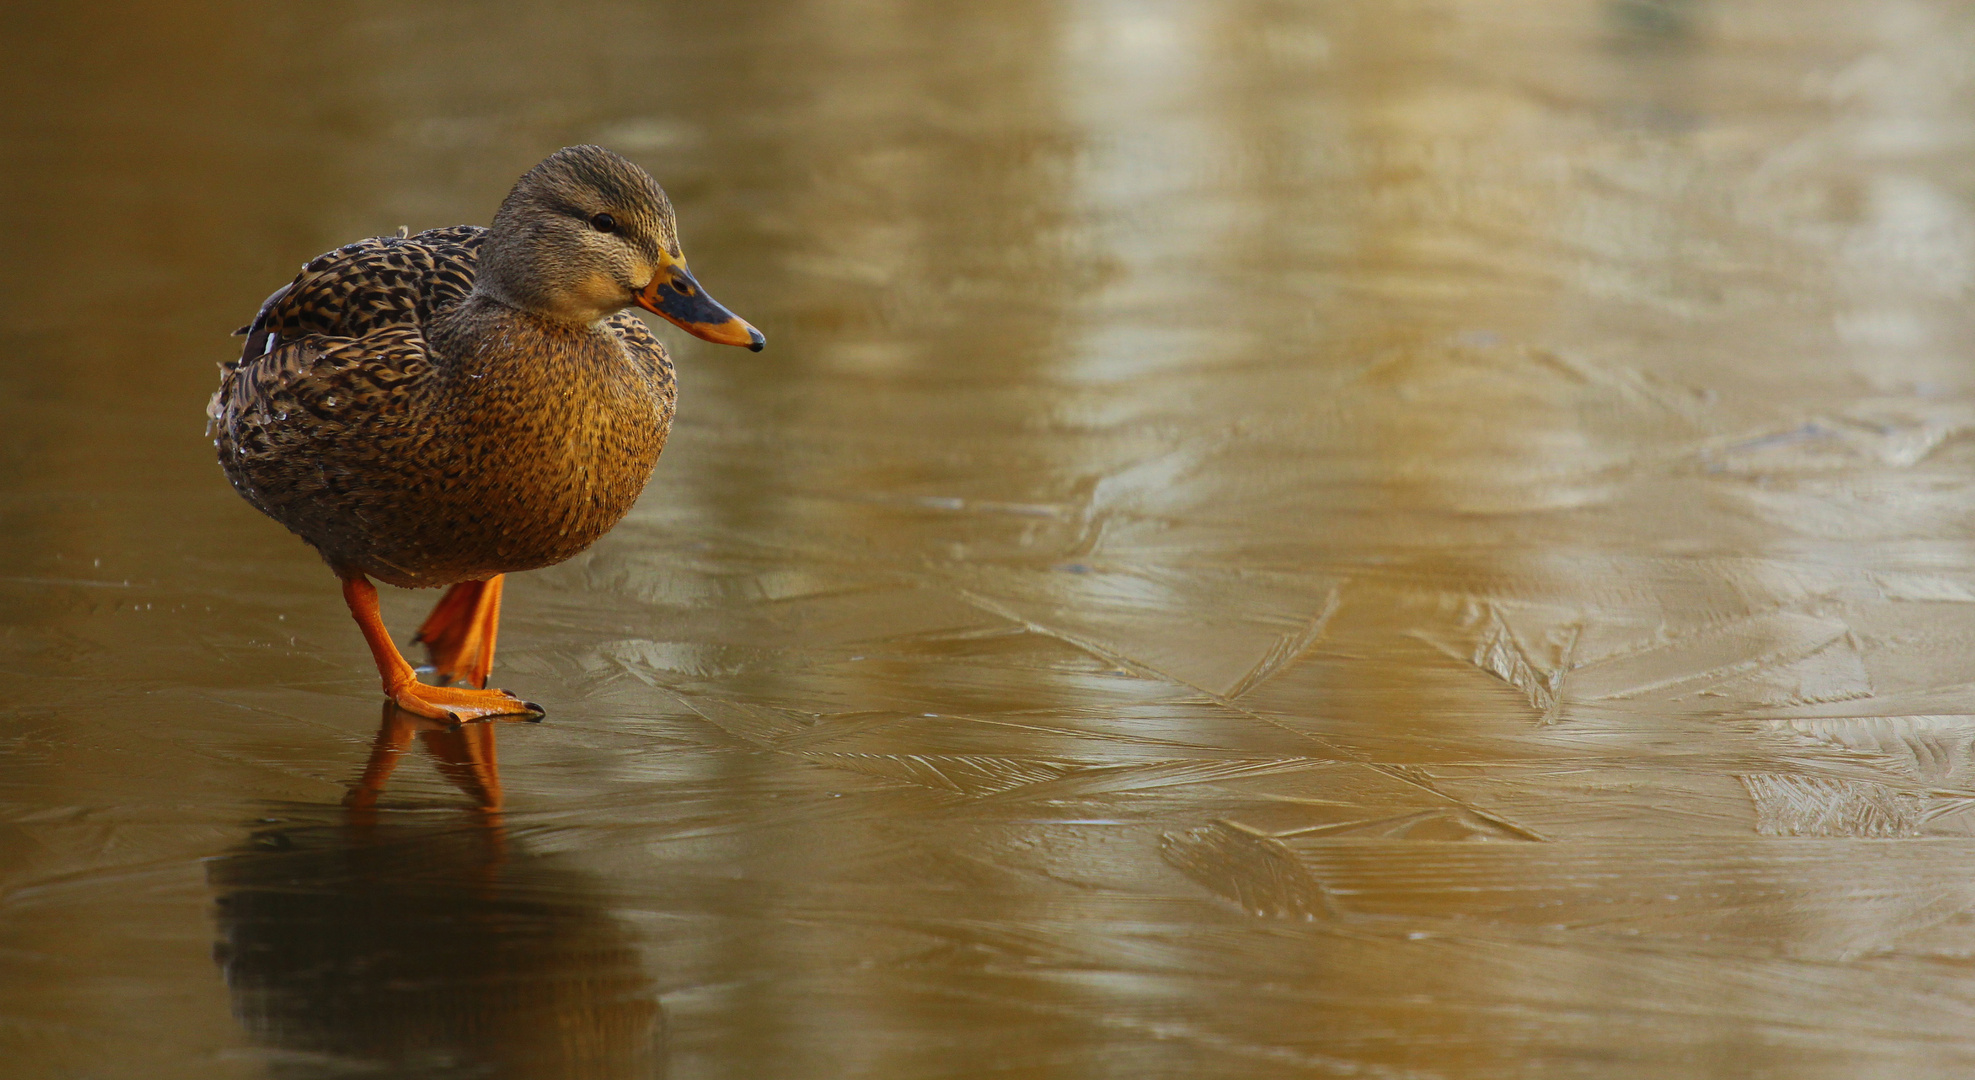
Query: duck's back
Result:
<box><xmin>210</xmin><ymin>227</ymin><xmax>677</xmax><ymax>588</ymax></box>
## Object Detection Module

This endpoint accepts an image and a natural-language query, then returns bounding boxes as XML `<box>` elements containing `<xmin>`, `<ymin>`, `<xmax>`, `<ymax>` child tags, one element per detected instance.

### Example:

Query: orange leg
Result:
<box><xmin>341</xmin><ymin>575</ymin><xmax>542</xmax><ymax>723</ymax></box>
<box><xmin>414</xmin><ymin>575</ymin><xmax>505</xmax><ymax>688</ymax></box>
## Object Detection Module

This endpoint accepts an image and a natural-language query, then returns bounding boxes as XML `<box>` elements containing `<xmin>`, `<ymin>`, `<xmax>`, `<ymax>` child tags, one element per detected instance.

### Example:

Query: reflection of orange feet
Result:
<box><xmin>346</xmin><ymin>703</ymin><xmax>516</xmax><ymax>815</ymax></box>
<box><xmin>414</xmin><ymin>576</ymin><xmax>504</xmax><ymax>688</ymax></box>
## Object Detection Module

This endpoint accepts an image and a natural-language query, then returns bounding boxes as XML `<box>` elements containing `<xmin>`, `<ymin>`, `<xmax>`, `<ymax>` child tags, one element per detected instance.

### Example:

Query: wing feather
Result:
<box><xmin>210</xmin><ymin>226</ymin><xmax>482</xmax><ymax>434</ymax></box>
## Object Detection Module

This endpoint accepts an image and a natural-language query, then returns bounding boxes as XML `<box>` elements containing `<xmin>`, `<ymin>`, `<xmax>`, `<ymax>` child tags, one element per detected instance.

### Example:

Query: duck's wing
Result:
<box><xmin>229</xmin><ymin>225</ymin><xmax>485</xmax><ymax>363</ymax></box>
<box><xmin>209</xmin><ymin>226</ymin><xmax>484</xmax><ymax>439</ymax></box>
<box><xmin>207</xmin><ymin>227</ymin><xmax>491</xmax><ymax>532</ymax></box>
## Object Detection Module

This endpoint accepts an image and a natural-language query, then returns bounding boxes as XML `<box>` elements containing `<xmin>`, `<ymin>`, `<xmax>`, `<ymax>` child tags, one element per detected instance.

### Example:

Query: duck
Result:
<box><xmin>208</xmin><ymin>145</ymin><xmax>762</xmax><ymax>723</ymax></box>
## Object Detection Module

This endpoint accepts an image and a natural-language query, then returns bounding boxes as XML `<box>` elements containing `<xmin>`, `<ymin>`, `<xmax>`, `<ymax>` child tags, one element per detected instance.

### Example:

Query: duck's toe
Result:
<box><xmin>388</xmin><ymin>681</ymin><xmax>545</xmax><ymax>725</ymax></box>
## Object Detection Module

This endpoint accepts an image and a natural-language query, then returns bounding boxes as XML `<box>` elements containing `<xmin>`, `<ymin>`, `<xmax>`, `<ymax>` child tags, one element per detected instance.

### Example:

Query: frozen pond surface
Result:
<box><xmin>8</xmin><ymin>0</ymin><xmax>1975</xmax><ymax>1076</ymax></box>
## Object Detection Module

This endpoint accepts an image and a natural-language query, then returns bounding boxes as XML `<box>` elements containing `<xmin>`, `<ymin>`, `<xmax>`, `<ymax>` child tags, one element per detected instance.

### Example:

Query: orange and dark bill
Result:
<box><xmin>634</xmin><ymin>265</ymin><xmax>765</xmax><ymax>351</ymax></box>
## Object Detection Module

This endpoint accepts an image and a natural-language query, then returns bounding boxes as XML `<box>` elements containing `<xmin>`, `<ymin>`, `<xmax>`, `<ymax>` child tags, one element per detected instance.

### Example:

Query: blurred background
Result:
<box><xmin>8</xmin><ymin>0</ymin><xmax>1975</xmax><ymax>1076</ymax></box>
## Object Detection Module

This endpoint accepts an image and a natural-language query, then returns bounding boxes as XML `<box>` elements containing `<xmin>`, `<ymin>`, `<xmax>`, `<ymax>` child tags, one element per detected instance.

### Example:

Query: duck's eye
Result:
<box><xmin>589</xmin><ymin>212</ymin><xmax>618</xmax><ymax>233</ymax></box>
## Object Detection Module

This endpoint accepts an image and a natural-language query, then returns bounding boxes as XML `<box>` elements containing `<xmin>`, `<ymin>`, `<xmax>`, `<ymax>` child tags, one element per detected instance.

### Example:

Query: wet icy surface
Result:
<box><xmin>9</xmin><ymin>0</ymin><xmax>1975</xmax><ymax>1076</ymax></box>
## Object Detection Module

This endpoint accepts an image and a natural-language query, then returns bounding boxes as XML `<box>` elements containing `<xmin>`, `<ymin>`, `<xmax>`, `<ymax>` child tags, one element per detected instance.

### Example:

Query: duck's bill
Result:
<box><xmin>634</xmin><ymin>267</ymin><xmax>765</xmax><ymax>351</ymax></box>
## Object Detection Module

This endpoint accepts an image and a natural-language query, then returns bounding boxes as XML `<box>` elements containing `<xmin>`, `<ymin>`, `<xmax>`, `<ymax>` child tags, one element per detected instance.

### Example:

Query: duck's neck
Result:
<box><xmin>430</xmin><ymin>295</ymin><xmax>616</xmax><ymax>380</ymax></box>
<box><xmin>473</xmin><ymin>246</ymin><xmax>628</xmax><ymax>325</ymax></box>
<box><xmin>432</xmin><ymin>292</ymin><xmax>584</xmax><ymax>359</ymax></box>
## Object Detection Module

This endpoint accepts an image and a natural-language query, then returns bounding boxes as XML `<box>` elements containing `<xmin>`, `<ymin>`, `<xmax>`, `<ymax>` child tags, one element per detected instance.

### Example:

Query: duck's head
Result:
<box><xmin>475</xmin><ymin>145</ymin><xmax>763</xmax><ymax>351</ymax></box>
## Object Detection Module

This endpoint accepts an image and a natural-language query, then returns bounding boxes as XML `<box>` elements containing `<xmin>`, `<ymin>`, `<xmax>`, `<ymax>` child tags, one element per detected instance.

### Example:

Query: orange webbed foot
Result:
<box><xmin>386</xmin><ymin>677</ymin><xmax>544</xmax><ymax>725</ymax></box>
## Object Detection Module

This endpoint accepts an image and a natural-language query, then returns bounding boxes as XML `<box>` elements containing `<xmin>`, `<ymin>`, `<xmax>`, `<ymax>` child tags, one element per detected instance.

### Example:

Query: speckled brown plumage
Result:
<box><xmin>208</xmin><ymin>225</ymin><xmax>676</xmax><ymax>588</ymax></box>
<box><xmin>207</xmin><ymin>146</ymin><xmax>761</xmax><ymax>722</ymax></box>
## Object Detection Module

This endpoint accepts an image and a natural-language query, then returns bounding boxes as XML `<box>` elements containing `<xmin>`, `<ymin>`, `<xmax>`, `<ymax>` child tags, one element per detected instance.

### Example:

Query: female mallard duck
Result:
<box><xmin>209</xmin><ymin>145</ymin><xmax>762</xmax><ymax>722</ymax></box>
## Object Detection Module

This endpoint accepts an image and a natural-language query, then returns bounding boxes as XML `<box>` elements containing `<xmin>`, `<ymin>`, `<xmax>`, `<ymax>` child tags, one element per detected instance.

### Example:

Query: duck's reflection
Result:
<box><xmin>342</xmin><ymin>701</ymin><xmax>512</xmax><ymax>817</ymax></box>
<box><xmin>210</xmin><ymin>706</ymin><xmax>665</xmax><ymax>1079</ymax></box>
